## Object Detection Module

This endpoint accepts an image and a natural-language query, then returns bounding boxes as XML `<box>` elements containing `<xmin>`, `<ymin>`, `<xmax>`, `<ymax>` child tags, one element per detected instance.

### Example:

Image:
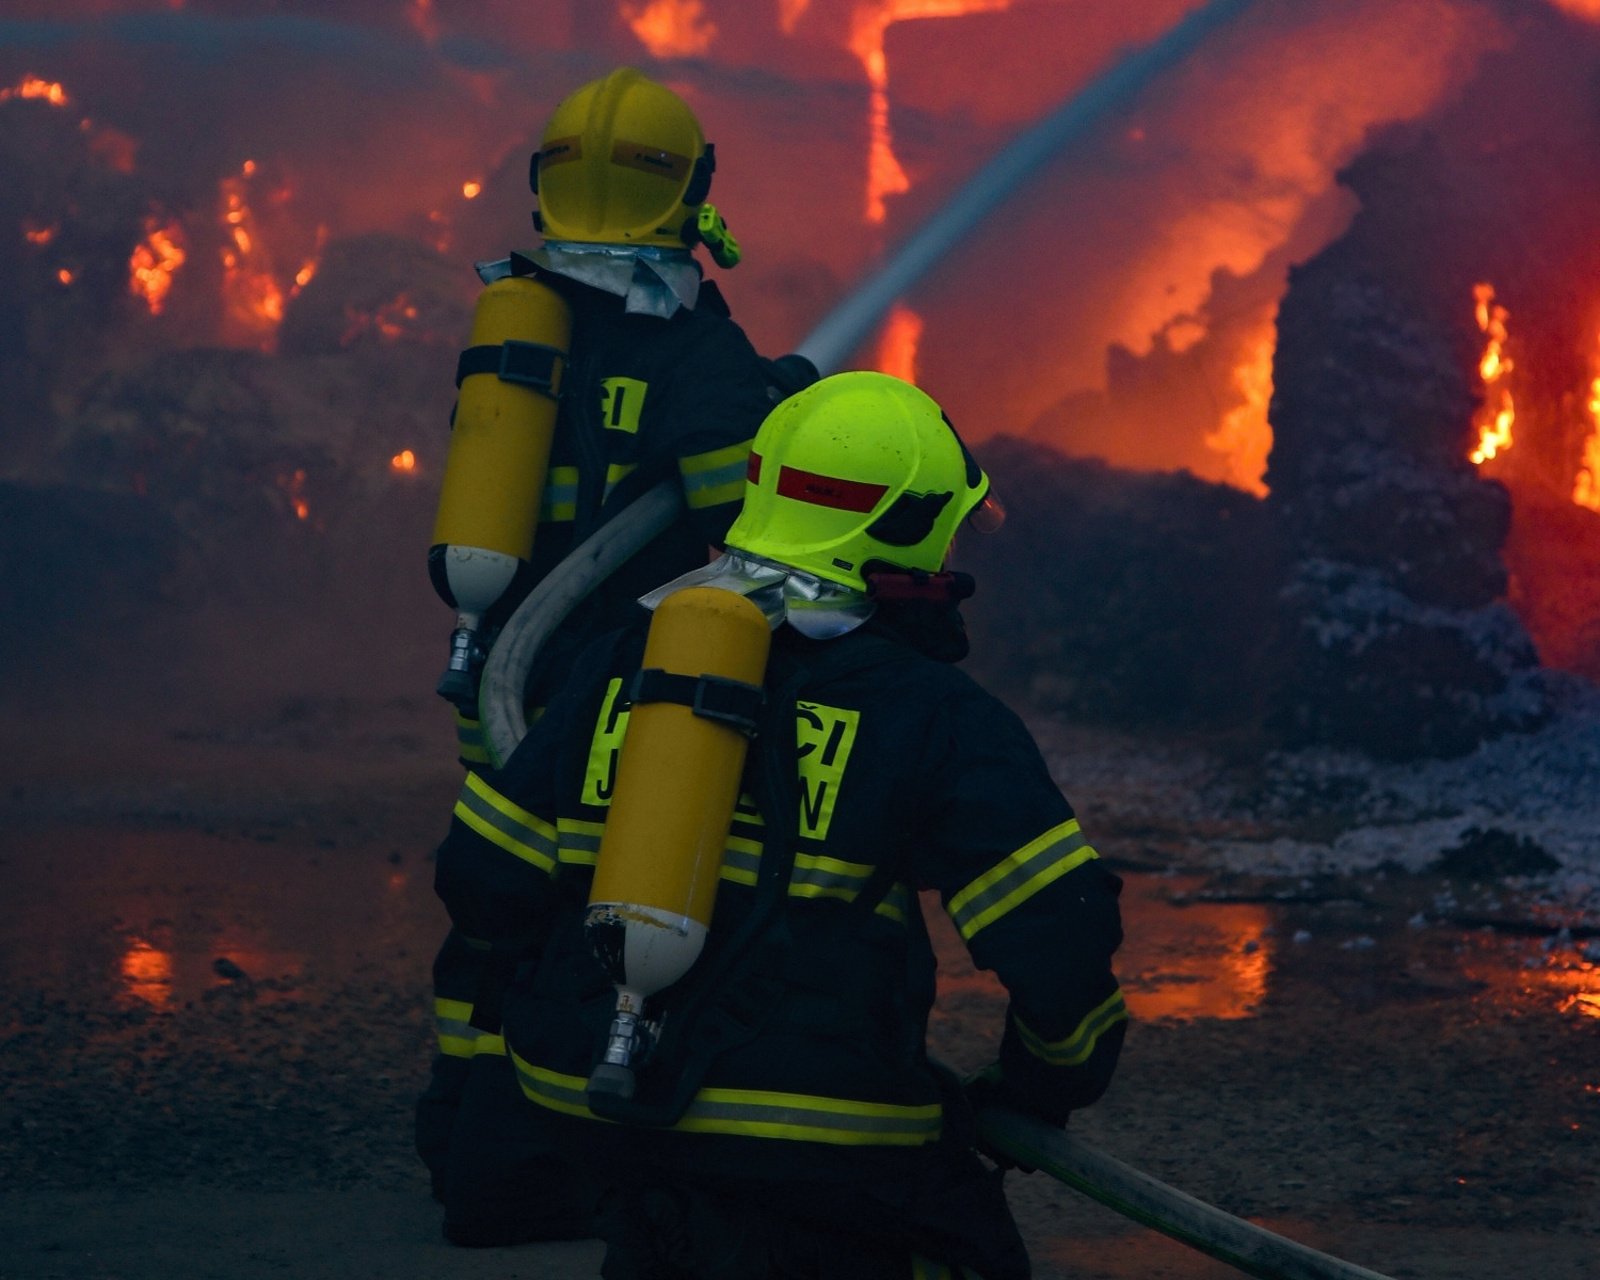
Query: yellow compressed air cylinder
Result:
<box><xmin>429</xmin><ymin>275</ymin><xmax>571</xmax><ymax>702</ymax></box>
<box><xmin>584</xmin><ymin>586</ymin><xmax>772</xmax><ymax>1099</ymax></box>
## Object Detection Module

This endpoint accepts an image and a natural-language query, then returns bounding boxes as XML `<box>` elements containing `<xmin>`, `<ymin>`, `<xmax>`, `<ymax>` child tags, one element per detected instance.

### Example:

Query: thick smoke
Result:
<box><xmin>4</xmin><ymin>0</ymin><xmax>1598</xmax><ymax>739</ymax></box>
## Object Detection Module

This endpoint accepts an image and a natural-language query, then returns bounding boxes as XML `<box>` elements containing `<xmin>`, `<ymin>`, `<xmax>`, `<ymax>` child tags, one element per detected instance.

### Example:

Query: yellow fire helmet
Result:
<box><xmin>727</xmin><ymin>371</ymin><xmax>999</xmax><ymax>593</ymax></box>
<box><xmin>533</xmin><ymin>68</ymin><xmax>717</xmax><ymax>250</ymax></box>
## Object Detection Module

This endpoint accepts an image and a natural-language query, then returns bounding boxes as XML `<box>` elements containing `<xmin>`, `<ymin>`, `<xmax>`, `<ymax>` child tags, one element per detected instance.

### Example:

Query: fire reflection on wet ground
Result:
<box><xmin>927</xmin><ymin>873</ymin><xmax>1275</xmax><ymax>1029</ymax></box>
<box><xmin>928</xmin><ymin>869</ymin><xmax>1600</xmax><ymax>1040</ymax></box>
<box><xmin>1452</xmin><ymin>927</ymin><xmax>1600</xmax><ymax>1021</ymax></box>
<box><xmin>1</xmin><ymin>825</ymin><xmax>439</xmax><ymax>1017</ymax></box>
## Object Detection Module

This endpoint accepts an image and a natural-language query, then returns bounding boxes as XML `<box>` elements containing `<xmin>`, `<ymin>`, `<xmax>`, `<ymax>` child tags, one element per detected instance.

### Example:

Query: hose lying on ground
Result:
<box><xmin>479</xmin><ymin>479</ymin><xmax>685</xmax><ymax>768</ymax></box>
<box><xmin>975</xmin><ymin>1107</ymin><xmax>1398</xmax><ymax>1280</ymax></box>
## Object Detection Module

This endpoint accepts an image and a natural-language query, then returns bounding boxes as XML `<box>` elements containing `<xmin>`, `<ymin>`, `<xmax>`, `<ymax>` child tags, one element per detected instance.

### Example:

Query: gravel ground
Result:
<box><xmin>1</xmin><ymin>694</ymin><xmax>1597</xmax><ymax>1278</ymax></box>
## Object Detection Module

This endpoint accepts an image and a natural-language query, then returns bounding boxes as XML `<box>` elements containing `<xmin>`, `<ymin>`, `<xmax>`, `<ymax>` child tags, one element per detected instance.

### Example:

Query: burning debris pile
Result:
<box><xmin>1264</xmin><ymin>204</ymin><xmax>1544</xmax><ymax>760</ymax></box>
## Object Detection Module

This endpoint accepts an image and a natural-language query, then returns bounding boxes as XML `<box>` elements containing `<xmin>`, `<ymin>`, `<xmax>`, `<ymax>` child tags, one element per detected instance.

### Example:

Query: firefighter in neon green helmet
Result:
<box><xmin>433</xmin><ymin>371</ymin><xmax>1125</xmax><ymax>1276</ymax></box>
<box><xmin>728</xmin><ymin>370</ymin><xmax>1002</xmax><ymax>592</ymax></box>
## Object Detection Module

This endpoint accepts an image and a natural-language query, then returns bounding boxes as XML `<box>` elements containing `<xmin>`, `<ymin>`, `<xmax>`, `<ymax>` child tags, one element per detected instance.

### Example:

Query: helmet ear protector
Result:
<box><xmin>682</xmin><ymin>143</ymin><xmax>715</xmax><ymax>206</ymax></box>
<box><xmin>941</xmin><ymin>411</ymin><xmax>1006</xmax><ymax>535</ymax></box>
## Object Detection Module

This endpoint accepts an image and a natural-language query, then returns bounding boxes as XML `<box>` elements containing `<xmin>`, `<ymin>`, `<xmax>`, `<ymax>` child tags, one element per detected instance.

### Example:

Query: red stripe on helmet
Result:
<box><xmin>747</xmin><ymin>452</ymin><xmax>762</xmax><ymax>484</ymax></box>
<box><xmin>775</xmin><ymin>466</ymin><xmax>889</xmax><ymax>513</ymax></box>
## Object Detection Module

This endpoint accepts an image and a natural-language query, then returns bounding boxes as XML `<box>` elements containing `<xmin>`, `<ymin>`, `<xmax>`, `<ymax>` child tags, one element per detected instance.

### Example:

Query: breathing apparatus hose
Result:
<box><xmin>479</xmin><ymin>479</ymin><xmax>685</xmax><ymax>768</ymax></box>
<box><xmin>974</xmin><ymin>1107</ymin><xmax>1398</xmax><ymax>1280</ymax></box>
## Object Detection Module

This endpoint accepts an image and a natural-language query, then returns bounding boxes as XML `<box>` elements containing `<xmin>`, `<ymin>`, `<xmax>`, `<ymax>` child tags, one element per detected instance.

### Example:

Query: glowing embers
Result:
<box><xmin>276</xmin><ymin>468</ymin><xmax>310</xmax><ymax>522</ymax></box>
<box><xmin>847</xmin><ymin>1</ymin><xmax>1013</xmax><ymax>223</ymax></box>
<box><xmin>0</xmin><ymin>76</ymin><xmax>68</xmax><ymax>107</ymax></box>
<box><xmin>341</xmin><ymin>292</ymin><xmax>420</xmax><ymax>347</ymax></box>
<box><xmin>622</xmin><ymin>0</ymin><xmax>719</xmax><ymax>57</ymax></box>
<box><xmin>219</xmin><ymin>159</ymin><xmax>285</xmax><ymax>348</ymax></box>
<box><xmin>23</xmin><ymin>222</ymin><xmax>56</xmax><ymax>247</ymax></box>
<box><xmin>391</xmin><ymin>449</ymin><xmax>417</xmax><ymax>473</ymax></box>
<box><xmin>876</xmin><ymin>302</ymin><xmax>924</xmax><ymax>383</ymax></box>
<box><xmin>128</xmin><ymin>219</ymin><xmax>186</xmax><ymax>315</ymax></box>
<box><xmin>1205</xmin><ymin>331</ymin><xmax>1275</xmax><ymax>497</ymax></box>
<box><xmin>1470</xmin><ymin>283</ymin><xmax>1515</xmax><ymax>466</ymax></box>
<box><xmin>461</xmin><ymin>180</ymin><xmax>482</xmax><ymax>200</ymax></box>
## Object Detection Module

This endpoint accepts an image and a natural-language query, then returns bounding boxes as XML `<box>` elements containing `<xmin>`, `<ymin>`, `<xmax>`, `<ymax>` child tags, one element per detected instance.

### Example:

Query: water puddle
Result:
<box><xmin>927</xmin><ymin>873</ymin><xmax>1277</xmax><ymax>1025</ymax></box>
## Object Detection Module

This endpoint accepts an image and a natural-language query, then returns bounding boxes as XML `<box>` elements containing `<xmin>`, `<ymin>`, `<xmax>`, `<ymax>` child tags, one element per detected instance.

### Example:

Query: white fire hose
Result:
<box><xmin>976</xmin><ymin>1107</ymin><xmax>1396</xmax><ymax>1280</ymax></box>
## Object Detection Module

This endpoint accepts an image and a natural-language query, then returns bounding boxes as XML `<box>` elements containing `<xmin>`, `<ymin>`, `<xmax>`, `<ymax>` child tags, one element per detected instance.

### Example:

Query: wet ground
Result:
<box><xmin>2</xmin><ymin>699</ymin><xmax>1598</xmax><ymax>1278</ymax></box>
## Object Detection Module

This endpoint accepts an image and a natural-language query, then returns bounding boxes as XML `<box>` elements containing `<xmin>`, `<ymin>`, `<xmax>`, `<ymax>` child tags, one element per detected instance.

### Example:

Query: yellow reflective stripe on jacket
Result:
<box><xmin>948</xmin><ymin>819</ymin><xmax>1096</xmax><ymax>941</ymax></box>
<box><xmin>510</xmin><ymin>1052</ymin><xmax>941</xmax><ymax>1147</ymax></box>
<box><xmin>558</xmin><ymin>816</ymin><xmax>605</xmax><ymax>866</ymax></box>
<box><xmin>603</xmin><ymin>462</ymin><xmax>637</xmax><ymax>502</ymax></box>
<box><xmin>1015</xmin><ymin>989</ymin><xmax>1129</xmax><ymax>1067</ymax></box>
<box><xmin>454</xmin><ymin>772</ymin><xmax>558</xmax><ymax>876</ymax></box>
<box><xmin>454</xmin><ymin>710</ymin><xmax>491</xmax><ymax>765</ymax></box>
<box><xmin>720</xmin><ymin>834</ymin><xmax>762</xmax><ymax>886</ymax></box>
<box><xmin>540</xmin><ymin>465</ymin><xmax>579</xmax><ymax>523</ymax></box>
<box><xmin>678</xmin><ymin>439</ymin><xmax>752</xmax><ymax>510</ymax></box>
<box><xmin>789</xmin><ymin>851</ymin><xmax>874</xmax><ymax>902</ymax></box>
<box><xmin>875</xmin><ymin>882</ymin><xmax>911</xmax><ymax>924</ymax></box>
<box><xmin>435</xmin><ymin>997</ymin><xmax>507</xmax><ymax>1058</ymax></box>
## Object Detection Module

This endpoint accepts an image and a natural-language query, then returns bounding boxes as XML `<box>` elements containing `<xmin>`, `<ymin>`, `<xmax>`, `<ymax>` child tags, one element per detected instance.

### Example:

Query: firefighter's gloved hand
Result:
<box><xmin>964</xmin><ymin>1063</ymin><xmax>1066</xmax><ymax>1172</ymax></box>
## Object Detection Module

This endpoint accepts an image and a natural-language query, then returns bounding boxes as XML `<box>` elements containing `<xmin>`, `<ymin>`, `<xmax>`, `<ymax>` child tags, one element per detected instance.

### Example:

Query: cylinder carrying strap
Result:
<box><xmin>455</xmin><ymin>340</ymin><xmax>564</xmax><ymax>395</ymax></box>
<box><xmin>628</xmin><ymin>668</ymin><xmax>764</xmax><ymax>738</ymax></box>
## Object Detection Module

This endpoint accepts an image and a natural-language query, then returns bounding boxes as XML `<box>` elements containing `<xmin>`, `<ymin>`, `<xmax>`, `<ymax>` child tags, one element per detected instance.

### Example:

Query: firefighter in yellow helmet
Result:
<box><xmin>433</xmin><ymin>373</ymin><xmax>1126</xmax><ymax>1276</ymax></box>
<box><xmin>417</xmin><ymin>68</ymin><xmax>817</xmax><ymax>1248</ymax></box>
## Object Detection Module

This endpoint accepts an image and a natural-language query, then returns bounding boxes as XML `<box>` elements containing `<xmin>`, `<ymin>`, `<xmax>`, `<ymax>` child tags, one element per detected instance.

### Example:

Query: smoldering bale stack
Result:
<box><xmin>959</xmin><ymin>437</ymin><xmax>1282</xmax><ymax>729</ymax></box>
<box><xmin>1265</xmin><ymin>216</ymin><xmax>1542</xmax><ymax>760</ymax></box>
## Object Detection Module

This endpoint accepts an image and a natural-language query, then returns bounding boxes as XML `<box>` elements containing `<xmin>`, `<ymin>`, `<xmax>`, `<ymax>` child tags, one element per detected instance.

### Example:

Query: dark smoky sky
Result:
<box><xmin>0</xmin><ymin>0</ymin><xmax>1588</xmax><ymax>484</ymax></box>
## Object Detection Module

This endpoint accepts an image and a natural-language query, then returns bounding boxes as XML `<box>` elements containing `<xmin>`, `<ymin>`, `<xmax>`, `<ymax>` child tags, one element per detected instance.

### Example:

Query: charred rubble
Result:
<box><xmin>1264</xmin><ymin>233</ymin><xmax>1544</xmax><ymax>760</ymax></box>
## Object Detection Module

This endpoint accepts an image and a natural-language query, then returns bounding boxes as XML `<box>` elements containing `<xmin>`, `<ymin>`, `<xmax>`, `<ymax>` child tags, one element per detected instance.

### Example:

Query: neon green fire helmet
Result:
<box><xmin>726</xmin><ymin>371</ymin><xmax>1000</xmax><ymax>592</ymax></box>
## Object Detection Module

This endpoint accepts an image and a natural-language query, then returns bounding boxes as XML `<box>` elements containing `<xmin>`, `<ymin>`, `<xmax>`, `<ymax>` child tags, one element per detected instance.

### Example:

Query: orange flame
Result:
<box><xmin>57</xmin><ymin>268</ymin><xmax>74</xmax><ymax>285</ymax></box>
<box><xmin>876</xmin><ymin>302</ymin><xmax>924</xmax><ymax>382</ymax></box>
<box><xmin>622</xmin><ymin>0</ymin><xmax>719</xmax><ymax>57</ymax></box>
<box><xmin>847</xmin><ymin>1</ymin><xmax>1012</xmax><ymax>223</ymax></box>
<box><xmin>289</xmin><ymin>225</ymin><xmax>327</xmax><ymax>299</ymax></box>
<box><xmin>462</xmin><ymin>180</ymin><xmax>482</xmax><ymax>199</ymax></box>
<box><xmin>128</xmin><ymin>220</ymin><xmax>186</xmax><ymax>316</ymax></box>
<box><xmin>219</xmin><ymin>161</ymin><xmax>285</xmax><ymax>348</ymax></box>
<box><xmin>391</xmin><ymin>449</ymin><xmax>417</xmax><ymax>472</ymax></box>
<box><xmin>1205</xmin><ymin>331</ymin><xmax>1274</xmax><ymax>496</ymax></box>
<box><xmin>1470</xmin><ymin>283</ymin><xmax>1514</xmax><ymax>466</ymax></box>
<box><xmin>23</xmin><ymin>223</ymin><xmax>56</xmax><ymax>247</ymax></box>
<box><xmin>0</xmin><ymin>76</ymin><xmax>69</xmax><ymax>107</ymax></box>
<box><xmin>1574</xmin><ymin>335</ymin><xmax>1600</xmax><ymax>511</ymax></box>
